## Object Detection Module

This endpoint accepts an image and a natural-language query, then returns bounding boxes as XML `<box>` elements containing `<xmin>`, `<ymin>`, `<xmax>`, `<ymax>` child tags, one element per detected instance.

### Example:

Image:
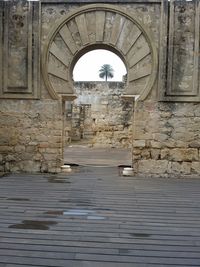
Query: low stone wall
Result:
<box><xmin>0</xmin><ymin>99</ymin><xmax>63</xmax><ymax>173</ymax></box>
<box><xmin>132</xmin><ymin>101</ymin><xmax>200</xmax><ymax>177</ymax></box>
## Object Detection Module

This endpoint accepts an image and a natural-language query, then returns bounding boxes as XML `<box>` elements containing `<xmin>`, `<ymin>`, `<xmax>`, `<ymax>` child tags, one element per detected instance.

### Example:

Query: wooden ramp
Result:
<box><xmin>0</xmin><ymin>168</ymin><xmax>200</xmax><ymax>266</ymax></box>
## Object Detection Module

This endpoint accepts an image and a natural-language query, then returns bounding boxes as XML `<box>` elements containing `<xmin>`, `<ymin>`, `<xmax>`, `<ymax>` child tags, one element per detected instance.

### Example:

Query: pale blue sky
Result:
<box><xmin>73</xmin><ymin>50</ymin><xmax>127</xmax><ymax>82</ymax></box>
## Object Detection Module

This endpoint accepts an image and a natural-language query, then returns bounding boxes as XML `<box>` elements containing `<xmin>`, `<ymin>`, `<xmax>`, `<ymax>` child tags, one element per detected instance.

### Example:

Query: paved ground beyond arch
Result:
<box><xmin>64</xmin><ymin>144</ymin><xmax>132</xmax><ymax>167</ymax></box>
<box><xmin>0</xmin><ymin>167</ymin><xmax>200</xmax><ymax>267</ymax></box>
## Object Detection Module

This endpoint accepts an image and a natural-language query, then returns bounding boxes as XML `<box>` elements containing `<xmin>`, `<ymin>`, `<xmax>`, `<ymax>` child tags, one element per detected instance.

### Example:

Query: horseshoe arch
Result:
<box><xmin>42</xmin><ymin>4</ymin><xmax>158</xmax><ymax>101</ymax></box>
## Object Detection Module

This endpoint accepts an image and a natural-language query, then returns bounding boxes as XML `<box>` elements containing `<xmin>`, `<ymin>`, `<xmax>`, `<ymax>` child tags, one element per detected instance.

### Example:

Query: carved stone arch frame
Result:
<box><xmin>69</xmin><ymin>43</ymin><xmax>128</xmax><ymax>84</ymax></box>
<box><xmin>42</xmin><ymin>4</ymin><xmax>158</xmax><ymax>101</ymax></box>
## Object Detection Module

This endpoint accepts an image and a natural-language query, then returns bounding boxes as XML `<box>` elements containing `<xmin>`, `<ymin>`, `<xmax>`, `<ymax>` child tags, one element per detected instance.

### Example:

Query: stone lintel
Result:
<box><xmin>121</xmin><ymin>95</ymin><xmax>139</xmax><ymax>102</ymax></box>
<box><xmin>61</xmin><ymin>94</ymin><xmax>77</xmax><ymax>101</ymax></box>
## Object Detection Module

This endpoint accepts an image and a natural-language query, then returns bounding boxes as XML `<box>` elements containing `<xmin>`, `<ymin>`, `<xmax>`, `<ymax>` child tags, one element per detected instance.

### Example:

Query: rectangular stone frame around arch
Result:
<box><xmin>158</xmin><ymin>0</ymin><xmax>200</xmax><ymax>102</ymax></box>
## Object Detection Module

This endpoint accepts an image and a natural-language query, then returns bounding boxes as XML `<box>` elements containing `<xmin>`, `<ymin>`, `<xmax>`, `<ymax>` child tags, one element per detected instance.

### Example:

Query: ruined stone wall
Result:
<box><xmin>0</xmin><ymin>100</ymin><xmax>62</xmax><ymax>173</ymax></box>
<box><xmin>0</xmin><ymin>0</ymin><xmax>200</xmax><ymax>177</ymax></box>
<box><xmin>132</xmin><ymin>101</ymin><xmax>200</xmax><ymax>177</ymax></box>
<box><xmin>71</xmin><ymin>82</ymin><xmax>132</xmax><ymax>148</ymax></box>
<box><xmin>0</xmin><ymin>1</ymin><xmax>65</xmax><ymax>173</ymax></box>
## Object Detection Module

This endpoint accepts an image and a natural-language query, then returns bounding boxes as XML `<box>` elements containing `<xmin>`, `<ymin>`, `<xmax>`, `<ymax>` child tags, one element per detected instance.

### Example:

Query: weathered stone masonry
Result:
<box><xmin>0</xmin><ymin>100</ymin><xmax>62</xmax><ymax>173</ymax></box>
<box><xmin>0</xmin><ymin>0</ymin><xmax>200</xmax><ymax>176</ymax></box>
<box><xmin>70</xmin><ymin>82</ymin><xmax>132</xmax><ymax>148</ymax></box>
<box><xmin>133</xmin><ymin>101</ymin><xmax>200</xmax><ymax>176</ymax></box>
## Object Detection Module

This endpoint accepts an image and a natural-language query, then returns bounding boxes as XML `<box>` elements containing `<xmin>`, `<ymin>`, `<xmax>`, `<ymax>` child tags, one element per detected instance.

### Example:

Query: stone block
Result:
<box><xmin>5</xmin><ymin>162</ymin><xmax>10</xmax><ymax>172</ymax></box>
<box><xmin>22</xmin><ymin>161</ymin><xmax>41</xmax><ymax>173</ymax></box>
<box><xmin>29</xmin><ymin>142</ymin><xmax>38</xmax><ymax>146</ymax></box>
<box><xmin>15</xmin><ymin>145</ymin><xmax>26</xmax><ymax>153</ymax></box>
<box><xmin>9</xmin><ymin>136</ymin><xmax>19</xmax><ymax>146</ymax></box>
<box><xmin>45</xmin><ymin>148</ymin><xmax>60</xmax><ymax>154</ymax></box>
<box><xmin>133</xmin><ymin>148</ymin><xmax>142</xmax><ymax>155</ymax></box>
<box><xmin>0</xmin><ymin>134</ymin><xmax>10</xmax><ymax>145</ymax></box>
<box><xmin>153</xmin><ymin>133</ymin><xmax>169</xmax><ymax>142</ymax></box>
<box><xmin>33</xmin><ymin>153</ymin><xmax>43</xmax><ymax>161</ymax></box>
<box><xmin>173</xmin><ymin>141</ymin><xmax>188</xmax><ymax>148</ymax></box>
<box><xmin>150</xmin><ymin>141</ymin><xmax>162</xmax><ymax>149</ymax></box>
<box><xmin>38</xmin><ymin>148</ymin><xmax>46</xmax><ymax>153</ymax></box>
<box><xmin>38</xmin><ymin>143</ymin><xmax>49</xmax><ymax>148</ymax></box>
<box><xmin>49</xmin><ymin>136</ymin><xmax>62</xmax><ymax>144</ymax></box>
<box><xmin>26</xmin><ymin>146</ymin><xmax>37</xmax><ymax>153</ymax></box>
<box><xmin>161</xmin><ymin>149</ymin><xmax>169</xmax><ymax>160</ymax></box>
<box><xmin>49</xmin><ymin>143</ymin><xmax>62</xmax><ymax>149</ymax></box>
<box><xmin>37</xmin><ymin>135</ymin><xmax>49</xmax><ymax>142</ymax></box>
<box><xmin>173</xmin><ymin>104</ymin><xmax>195</xmax><ymax>117</ymax></box>
<box><xmin>0</xmin><ymin>146</ymin><xmax>14</xmax><ymax>152</ymax></box>
<box><xmin>161</xmin><ymin>148</ymin><xmax>198</xmax><ymax>162</ymax></box>
<box><xmin>170</xmin><ymin>162</ymin><xmax>191</xmax><ymax>175</ymax></box>
<box><xmin>134</xmin><ymin>131</ymin><xmax>153</xmax><ymax>140</ymax></box>
<box><xmin>189</xmin><ymin>142</ymin><xmax>200</xmax><ymax>148</ymax></box>
<box><xmin>191</xmin><ymin>162</ymin><xmax>200</xmax><ymax>174</ymax></box>
<box><xmin>133</xmin><ymin>140</ymin><xmax>146</xmax><ymax>148</ymax></box>
<box><xmin>0</xmin><ymin>166</ymin><xmax>4</xmax><ymax>172</ymax></box>
<box><xmin>9</xmin><ymin>165</ymin><xmax>21</xmax><ymax>173</ymax></box>
<box><xmin>160</xmin><ymin>112</ymin><xmax>173</xmax><ymax>119</ymax></box>
<box><xmin>5</xmin><ymin>155</ymin><xmax>17</xmax><ymax>162</ymax></box>
<box><xmin>138</xmin><ymin>160</ymin><xmax>169</xmax><ymax>174</ymax></box>
<box><xmin>43</xmin><ymin>154</ymin><xmax>57</xmax><ymax>161</ymax></box>
<box><xmin>150</xmin><ymin>149</ymin><xmax>161</xmax><ymax>160</ymax></box>
<box><xmin>141</xmin><ymin>149</ymin><xmax>151</xmax><ymax>159</ymax></box>
<box><xmin>40</xmin><ymin>162</ymin><xmax>48</xmax><ymax>173</ymax></box>
<box><xmin>47</xmin><ymin>121</ymin><xmax>62</xmax><ymax>130</ymax></box>
<box><xmin>20</xmin><ymin>152</ymin><xmax>35</xmax><ymax>161</ymax></box>
<box><xmin>19</xmin><ymin>135</ymin><xmax>31</xmax><ymax>144</ymax></box>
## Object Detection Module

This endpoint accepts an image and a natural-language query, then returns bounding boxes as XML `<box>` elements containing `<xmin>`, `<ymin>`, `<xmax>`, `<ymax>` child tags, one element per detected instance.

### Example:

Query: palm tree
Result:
<box><xmin>99</xmin><ymin>64</ymin><xmax>114</xmax><ymax>81</ymax></box>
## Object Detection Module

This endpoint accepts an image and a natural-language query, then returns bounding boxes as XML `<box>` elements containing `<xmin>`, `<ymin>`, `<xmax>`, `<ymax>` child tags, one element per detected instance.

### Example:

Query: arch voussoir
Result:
<box><xmin>42</xmin><ymin>4</ymin><xmax>157</xmax><ymax>101</ymax></box>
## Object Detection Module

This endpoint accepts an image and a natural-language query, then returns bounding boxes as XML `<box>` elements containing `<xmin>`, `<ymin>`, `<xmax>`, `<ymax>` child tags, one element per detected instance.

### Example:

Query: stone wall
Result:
<box><xmin>0</xmin><ymin>100</ymin><xmax>63</xmax><ymax>173</ymax></box>
<box><xmin>69</xmin><ymin>82</ymin><xmax>132</xmax><ymax>148</ymax></box>
<box><xmin>0</xmin><ymin>1</ymin><xmax>64</xmax><ymax>173</ymax></box>
<box><xmin>132</xmin><ymin>101</ymin><xmax>200</xmax><ymax>177</ymax></box>
<box><xmin>0</xmin><ymin>0</ymin><xmax>200</xmax><ymax>177</ymax></box>
<box><xmin>129</xmin><ymin>0</ymin><xmax>200</xmax><ymax>177</ymax></box>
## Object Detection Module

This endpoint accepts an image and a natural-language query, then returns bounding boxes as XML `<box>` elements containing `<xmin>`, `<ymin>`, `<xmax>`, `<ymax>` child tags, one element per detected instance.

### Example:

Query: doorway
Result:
<box><xmin>64</xmin><ymin>49</ymin><xmax>132</xmax><ymax>167</ymax></box>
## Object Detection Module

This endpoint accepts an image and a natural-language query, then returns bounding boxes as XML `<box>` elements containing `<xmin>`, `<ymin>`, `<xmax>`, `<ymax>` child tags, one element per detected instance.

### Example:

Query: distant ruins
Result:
<box><xmin>68</xmin><ymin>82</ymin><xmax>132</xmax><ymax>148</ymax></box>
<box><xmin>0</xmin><ymin>0</ymin><xmax>200</xmax><ymax>176</ymax></box>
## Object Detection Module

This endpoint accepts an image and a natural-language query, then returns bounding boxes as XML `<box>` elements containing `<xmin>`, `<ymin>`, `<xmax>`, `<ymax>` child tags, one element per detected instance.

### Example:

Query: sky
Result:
<box><xmin>73</xmin><ymin>49</ymin><xmax>127</xmax><ymax>82</ymax></box>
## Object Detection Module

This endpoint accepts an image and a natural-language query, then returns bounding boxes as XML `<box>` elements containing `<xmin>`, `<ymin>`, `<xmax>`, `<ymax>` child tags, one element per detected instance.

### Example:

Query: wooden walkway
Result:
<box><xmin>0</xmin><ymin>167</ymin><xmax>200</xmax><ymax>266</ymax></box>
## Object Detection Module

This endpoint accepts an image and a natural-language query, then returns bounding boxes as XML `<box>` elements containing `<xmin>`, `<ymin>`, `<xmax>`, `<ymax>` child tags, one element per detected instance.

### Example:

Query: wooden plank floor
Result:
<box><xmin>0</xmin><ymin>167</ymin><xmax>200</xmax><ymax>266</ymax></box>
